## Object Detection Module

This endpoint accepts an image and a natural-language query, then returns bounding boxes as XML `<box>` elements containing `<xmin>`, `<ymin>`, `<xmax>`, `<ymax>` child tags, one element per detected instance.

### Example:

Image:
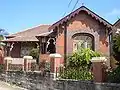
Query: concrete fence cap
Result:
<box><xmin>4</xmin><ymin>57</ymin><xmax>13</xmax><ymax>60</ymax></box>
<box><xmin>23</xmin><ymin>56</ymin><xmax>33</xmax><ymax>60</ymax></box>
<box><xmin>90</xmin><ymin>57</ymin><xmax>107</xmax><ymax>62</ymax></box>
<box><xmin>49</xmin><ymin>53</ymin><xmax>62</xmax><ymax>58</ymax></box>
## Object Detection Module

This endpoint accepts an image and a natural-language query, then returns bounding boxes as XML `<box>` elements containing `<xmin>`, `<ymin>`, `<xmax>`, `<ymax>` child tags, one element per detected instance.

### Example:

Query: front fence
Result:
<box><xmin>5</xmin><ymin>57</ymin><xmax>36</xmax><ymax>71</ymax></box>
<box><xmin>0</xmin><ymin>71</ymin><xmax>120</xmax><ymax>90</ymax></box>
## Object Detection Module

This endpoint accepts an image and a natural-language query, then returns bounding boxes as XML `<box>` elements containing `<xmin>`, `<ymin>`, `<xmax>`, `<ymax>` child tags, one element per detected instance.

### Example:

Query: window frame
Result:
<box><xmin>72</xmin><ymin>33</ymin><xmax>95</xmax><ymax>51</ymax></box>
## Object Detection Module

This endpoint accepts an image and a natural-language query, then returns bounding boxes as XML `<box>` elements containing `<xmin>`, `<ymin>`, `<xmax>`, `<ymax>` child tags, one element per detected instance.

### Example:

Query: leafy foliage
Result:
<box><xmin>0</xmin><ymin>29</ymin><xmax>9</xmax><ymax>36</ymax></box>
<box><xmin>107</xmin><ymin>66</ymin><xmax>120</xmax><ymax>83</ymax></box>
<box><xmin>59</xmin><ymin>67</ymin><xmax>93</xmax><ymax>80</ymax></box>
<box><xmin>113</xmin><ymin>35</ymin><xmax>120</xmax><ymax>52</ymax></box>
<box><xmin>0</xmin><ymin>35</ymin><xmax>4</xmax><ymax>41</ymax></box>
<box><xmin>0</xmin><ymin>29</ymin><xmax>9</xmax><ymax>46</ymax></box>
<box><xmin>112</xmin><ymin>34</ymin><xmax>120</xmax><ymax>63</ymax></box>
<box><xmin>67</xmin><ymin>48</ymin><xmax>100</xmax><ymax>68</ymax></box>
<box><xmin>0</xmin><ymin>64</ymin><xmax>4</xmax><ymax>72</ymax></box>
<box><xmin>29</xmin><ymin>48</ymin><xmax>39</xmax><ymax>59</ymax></box>
<box><xmin>29</xmin><ymin>48</ymin><xmax>39</xmax><ymax>64</ymax></box>
<box><xmin>59</xmin><ymin>48</ymin><xmax>101</xmax><ymax>80</ymax></box>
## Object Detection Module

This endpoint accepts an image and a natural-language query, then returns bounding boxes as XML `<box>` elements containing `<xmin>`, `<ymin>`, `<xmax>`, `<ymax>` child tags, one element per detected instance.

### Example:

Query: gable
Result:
<box><xmin>67</xmin><ymin>11</ymin><xmax>105</xmax><ymax>32</ymax></box>
<box><xmin>49</xmin><ymin>6</ymin><xmax>112</xmax><ymax>30</ymax></box>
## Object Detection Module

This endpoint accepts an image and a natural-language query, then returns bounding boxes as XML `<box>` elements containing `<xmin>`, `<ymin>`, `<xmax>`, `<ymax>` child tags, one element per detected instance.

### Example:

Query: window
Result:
<box><xmin>20</xmin><ymin>43</ymin><xmax>37</xmax><ymax>57</ymax></box>
<box><xmin>21</xmin><ymin>43</ymin><xmax>32</xmax><ymax>57</ymax></box>
<box><xmin>46</xmin><ymin>38</ymin><xmax>56</xmax><ymax>54</ymax></box>
<box><xmin>41</xmin><ymin>43</ymin><xmax>46</xmax><ymax>54</ymax></box>
<box><xmin>73</xmin><ymin>33</ymin><xmax>94</xmax><ymax>51</ymax></box>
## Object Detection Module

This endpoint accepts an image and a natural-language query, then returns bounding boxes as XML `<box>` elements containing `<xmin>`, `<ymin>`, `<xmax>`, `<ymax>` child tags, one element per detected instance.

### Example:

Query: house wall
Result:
<box><xmin>114</xmin><ymin>22</ymin><xmax>120</xmax><ymax>29</ymax></box>
<box><xmin>56</xmin><ymin>11</ymin><xmax>110</xmax><ymax>63</ymax></box>
<box><xmin>56</xmin><ymin>33</ymin><xmax>64</xmax><ymax>64</ymax></box>
<box><xmin>11</xmin><ymin>42</ymin><xmax>21</xmax><ymax>58</ymax></box>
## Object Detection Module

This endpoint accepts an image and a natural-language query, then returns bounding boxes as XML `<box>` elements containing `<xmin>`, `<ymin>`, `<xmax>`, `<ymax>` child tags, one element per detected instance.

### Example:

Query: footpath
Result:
<box><xmin>0</xmin><ymin>81</ymin><xmax>27</xmax><ymax>90</ymax></box>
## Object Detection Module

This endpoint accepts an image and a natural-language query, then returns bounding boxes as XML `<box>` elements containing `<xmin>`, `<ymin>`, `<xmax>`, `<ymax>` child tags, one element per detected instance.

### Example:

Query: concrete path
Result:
<box><xmin>0</xmin><ymin>81</ymin><xmax>27</xmax><ymax>90</ymax></box>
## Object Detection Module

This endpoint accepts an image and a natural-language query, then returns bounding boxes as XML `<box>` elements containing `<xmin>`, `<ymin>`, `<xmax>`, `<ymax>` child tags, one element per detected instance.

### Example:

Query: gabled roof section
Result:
<box><xmin>113</xmin><ymin>19</ymin><xmax>120</xmax><ymax>27</ymax></box>
<box><xmin>4</xmin><ymin>25</ymin><xmax>50</xmax><ymax>42</ymax></box>
<box><xmin>49</xmin><ymin>6</ymin><xmax>112</xmax><ymax>30</ymax></box>
<box><xmin>7</xmin><ymin>25</ymin><xmax>50</xmax><ymax>38</ymax></box>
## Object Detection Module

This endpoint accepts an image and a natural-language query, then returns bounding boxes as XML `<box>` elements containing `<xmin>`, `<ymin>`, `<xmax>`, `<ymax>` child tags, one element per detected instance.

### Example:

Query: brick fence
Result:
<box><xmin>0</xmin><ymin>71</ymin><xmax>120</xmax><ymax>90</ymax></box>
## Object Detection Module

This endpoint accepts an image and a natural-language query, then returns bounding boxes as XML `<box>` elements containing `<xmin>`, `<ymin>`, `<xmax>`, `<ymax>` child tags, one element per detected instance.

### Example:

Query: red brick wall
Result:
<box><xmin>56</xmin><ymin>33</ymin><xmax>64</xmax><ymax>63</ymax></box>
<box><xmin>56</xmin><ymin>11</ymin><xmax>110</xmax><ymax>61</ymax></box>
<box><xmin>39</xmin><ymin>54</ymin><xmax>50</xmax><ymax>62</ymax></box>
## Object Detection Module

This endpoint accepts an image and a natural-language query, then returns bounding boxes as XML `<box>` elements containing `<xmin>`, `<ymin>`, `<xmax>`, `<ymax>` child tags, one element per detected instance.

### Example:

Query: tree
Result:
<box><xmin>113</xmin><ymin>34</ymin><xmax>120</xmax><ymax>64</ymax></box>
<box><xmin>0</xmin><ymin>29</ymin><xmax>9</xmax><ymax>46</ymax></box>
<box><xmin>0</xmin><ymin>29</ymin><xmax>9</xmax><ymax>36</ymax></box>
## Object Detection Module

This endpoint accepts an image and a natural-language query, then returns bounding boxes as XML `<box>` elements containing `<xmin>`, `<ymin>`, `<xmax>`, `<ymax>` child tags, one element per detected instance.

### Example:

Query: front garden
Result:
<box><xmin>59</xmin><ymin>48</ymin><xmax>100</xmax><ymax>80</ymax></box>
<box><xmin>0</xmin><ymin>34</ymin><xmax>120</xmax><ymax>89</ymax></box>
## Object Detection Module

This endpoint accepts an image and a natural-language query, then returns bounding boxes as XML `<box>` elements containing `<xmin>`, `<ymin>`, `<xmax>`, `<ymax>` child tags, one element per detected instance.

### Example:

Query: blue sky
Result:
<box><xmin>0</xmin><ymin>0</ymin><xmax>120</xmax><ymax>34</ymax></box>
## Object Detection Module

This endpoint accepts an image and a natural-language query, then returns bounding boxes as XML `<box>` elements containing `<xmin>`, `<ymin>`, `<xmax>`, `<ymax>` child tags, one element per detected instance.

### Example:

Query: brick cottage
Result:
<box><xmin>2</xmin><ymin>6</ymin><xmax>119</xmax><ymax>71</ymax></box>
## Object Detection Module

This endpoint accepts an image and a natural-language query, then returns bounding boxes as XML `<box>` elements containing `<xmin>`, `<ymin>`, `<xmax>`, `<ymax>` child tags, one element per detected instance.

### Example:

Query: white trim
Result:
<box><xmin>49</xmin><ymin>53</ymin><xmax>62</xmax><ymax>58</ymax></box>
<box><xmin>4</xmin><ymin>57</ymin><xmax>13</xmax><ymax>61</ymax></box>
<box><xmin>23</xmin><ymin>56</ymin><xmax>33</xmax><ymax>60</ymax></box>
<box><xmin>91</xmin><ymin>57</ymin><xmax>107</xmax><ymax>62</ymax></box>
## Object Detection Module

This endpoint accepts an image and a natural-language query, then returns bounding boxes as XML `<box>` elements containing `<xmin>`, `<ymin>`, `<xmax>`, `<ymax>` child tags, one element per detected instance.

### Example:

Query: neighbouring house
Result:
<box><xmin>2</xmin><ymin>6</ymin><xmax>117</xmax><ymax>69</ymax></box>
<box><xmin>113</xmin><ymin>19</ymin><xmax>120</xmax><ymax>28</ymax></box>
<box><xmin>113</xmin><ymin>19</ymin><xmax>120</xmax><ymax>34</ymax></box>
<box><xmin>2</xmin><ymin>25</ymin><xmax>50</xmax><ymax>59</ymax></box>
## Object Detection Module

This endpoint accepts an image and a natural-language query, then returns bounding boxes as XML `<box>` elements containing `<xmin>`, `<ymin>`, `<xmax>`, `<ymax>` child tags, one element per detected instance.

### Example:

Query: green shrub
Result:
<box><xmin>29</xmin><ymin>48</ymin><xmax>39</xmax><ymax>59</ymax></box>
<box><xmin>0</xmin><ymin>64</ymin><xmax>4</xmax><ymax>72</ymax></box>
<box><xmin>59</xmin><ymin>48</ymin><xmax>101</xmax><ymax>80</ymax></box>
<box><xmin>59</xmin><ymin>67</ymin><xmax>93</xmax><ymax>80</ymax></box>
<box><xmin>67</xmin><ymin>48</ymin><xmax>100</xmax><ymax>68</ymax></box>
<box><xmin>112</xmin><ymin>35</ymin><xmax>120</xmax><ymax>63</ymax></box>
<box><xmin>29</xmin><ymin>48</ymin><xmax>39</xmax><ymax>64</ymax></box>
<box><xmin>107</xmin><ymin>66</ymin><xmax>120</xmax><ymax>83</ymax></box>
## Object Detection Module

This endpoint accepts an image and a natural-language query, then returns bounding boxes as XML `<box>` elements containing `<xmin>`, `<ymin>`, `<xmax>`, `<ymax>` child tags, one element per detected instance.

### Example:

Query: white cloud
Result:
<box><xmin>106</xmin><ymin>8</ymin><xmax>120</xmax><ymax>16</ymax></box>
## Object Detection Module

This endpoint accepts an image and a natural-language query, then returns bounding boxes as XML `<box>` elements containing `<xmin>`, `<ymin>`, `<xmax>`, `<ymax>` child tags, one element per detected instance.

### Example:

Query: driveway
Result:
<box><xmin>0</xmin><ymin>81</ymin><xmax>27</xmax><ymax>90</ymax></box>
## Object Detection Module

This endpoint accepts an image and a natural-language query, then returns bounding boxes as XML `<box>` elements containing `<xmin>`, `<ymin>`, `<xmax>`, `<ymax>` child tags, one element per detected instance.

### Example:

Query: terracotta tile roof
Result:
<box><xmin>36</xmin><ymin>30</ymin><xmax>53</xmax><ymax>37</ymax></box>
<box><xmin>4</xmin><ymin>36</ymin><xmax>39</xmax><ymax>42</ymax></box>
<box><xmin>4</xmin><ymin>25</ymin><xmax>50</xmax><ymax>42</ymax></box>
<box><xmin>49</xmin><ymin>6</ymin><xmax>112</xmax><ymax>30</ymax></box>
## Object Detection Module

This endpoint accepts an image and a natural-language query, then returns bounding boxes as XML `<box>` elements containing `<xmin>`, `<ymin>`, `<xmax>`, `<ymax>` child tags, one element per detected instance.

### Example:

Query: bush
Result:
<box><xmin>59</xmin><ymin>48</ymin><xmax>101</xmax><ymax>80</ymax></box>
<box><xmin>29</xmin><ymin>48</ymin><xmax>39</xmax><ymax>64</ymax></box>
<box><xmin>107</xmin><ymin>66</ymin><xmax>120</xmax><ymax>83</ymax></box>
<box><xmin>112</xmin><ymin>35</ymin><xmax>120</xmax><ymax>63</ymax></box>
<box><xmin>0</xmin><ymin>64</ymin><xmax>4</xmax><ymax>72</ymax></box>
<box><xmin>59</xmin><ymin>67</ymin><xmax>93</xmax><ymax>80</ymax></box>
<box><xmin>67</xmin><ymin>48</ymin><xmax>100</xmax><ymax>68</ymax></box>
<box><xmin>29</xmin><ymin>48</ymin><xmax>39</xmax><ymax>59</ymax></box>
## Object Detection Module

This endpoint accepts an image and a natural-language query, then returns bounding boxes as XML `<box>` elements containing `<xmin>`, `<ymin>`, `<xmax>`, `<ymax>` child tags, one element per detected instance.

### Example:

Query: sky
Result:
<box><xmin>0</xmin><ymin>0</ymin><xmax>120</xmax><ymax>34</ymax></box>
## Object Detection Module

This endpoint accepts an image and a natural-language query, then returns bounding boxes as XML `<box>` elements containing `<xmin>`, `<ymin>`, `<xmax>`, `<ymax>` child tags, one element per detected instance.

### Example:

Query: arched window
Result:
<box><xmin>72</xmin><ymin>33</ymin><xmax>94</xmax><ymax>51</ymax></box>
